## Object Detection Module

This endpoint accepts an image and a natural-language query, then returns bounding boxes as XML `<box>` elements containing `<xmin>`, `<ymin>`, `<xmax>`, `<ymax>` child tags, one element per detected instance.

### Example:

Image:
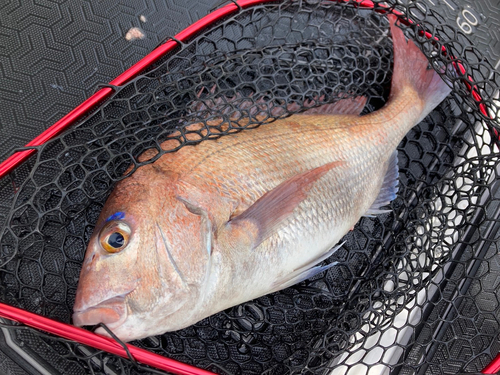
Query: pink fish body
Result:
<box><xmin>73</xmin><ymin>16</ymin><xmax>451</xmax><ymax>342</ymax></box>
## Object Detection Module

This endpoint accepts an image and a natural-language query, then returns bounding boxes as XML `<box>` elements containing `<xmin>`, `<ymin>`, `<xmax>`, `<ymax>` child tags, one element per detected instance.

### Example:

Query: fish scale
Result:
<box><xmin>161</xmin><ymin>115</ymin><xmax>395</xmax><ymax>298</ymax></box>
<box><xmin>177</xmin><ymin>119</ymin><xmax>369</xmax><ymax>197</ymax></box>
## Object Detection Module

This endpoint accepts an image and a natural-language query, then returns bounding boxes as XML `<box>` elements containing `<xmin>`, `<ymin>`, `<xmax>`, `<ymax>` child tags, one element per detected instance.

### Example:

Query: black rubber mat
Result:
<box><xmin>0</xmin><ymin>0</ymin><xmax>219</xmax><ymax>163</ymax></box>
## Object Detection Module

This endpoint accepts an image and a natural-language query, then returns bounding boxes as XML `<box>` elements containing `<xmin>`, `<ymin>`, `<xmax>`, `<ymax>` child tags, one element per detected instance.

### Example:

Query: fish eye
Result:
<box><xmin>99</xmin><ymin>221</ymin><xmax>131</xmax><ymax>253</ymax></box>
<box><xmin>108</xmin><ymin>232</ymin><xmax>124</xmax><ymax>247</ymax></box>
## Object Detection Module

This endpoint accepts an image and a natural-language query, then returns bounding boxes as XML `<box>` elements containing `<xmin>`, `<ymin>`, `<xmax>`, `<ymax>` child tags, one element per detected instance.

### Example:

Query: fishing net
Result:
<box><xmin>0</xmin><ymin>0</ymin><xmax>499</xmax><ymax>374</ymax></box>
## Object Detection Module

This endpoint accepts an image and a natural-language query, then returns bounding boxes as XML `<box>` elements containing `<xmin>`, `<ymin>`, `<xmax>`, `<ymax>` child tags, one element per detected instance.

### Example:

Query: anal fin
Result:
<box><xmin>364</xmin><ymin>151</ymin><xmax>399</xmax><ymax>216</ymax></box>
<box><xmin>270</xmin><ymin>242</ymin><xmax>344</xmax><ymax>293</ymax></box>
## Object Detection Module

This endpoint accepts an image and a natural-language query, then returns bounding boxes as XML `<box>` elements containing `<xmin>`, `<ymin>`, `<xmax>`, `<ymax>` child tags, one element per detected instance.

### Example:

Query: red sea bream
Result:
<box><xmin>73</xmin><ymin>15</ymin><xmax>451</xmax><ymax>342</ymax></box>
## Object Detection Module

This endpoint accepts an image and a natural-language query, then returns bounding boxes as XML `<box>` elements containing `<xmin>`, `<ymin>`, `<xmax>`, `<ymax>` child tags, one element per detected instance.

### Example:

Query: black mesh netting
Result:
<box><xmin>0</xmin><ymin>0</ymin><xmax>499</xmax><ymax>374</ymax></box>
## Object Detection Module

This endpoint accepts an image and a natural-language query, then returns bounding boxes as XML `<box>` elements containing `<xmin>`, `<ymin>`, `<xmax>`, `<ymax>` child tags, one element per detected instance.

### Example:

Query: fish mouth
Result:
<box><xmin>72</xmin><ymin>296</ymin><xmax>128</xmax><ymax>328</ymax></box>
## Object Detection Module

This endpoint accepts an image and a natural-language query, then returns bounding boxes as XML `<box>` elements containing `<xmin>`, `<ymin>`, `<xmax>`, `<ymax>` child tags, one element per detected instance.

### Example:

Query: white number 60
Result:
<box><xmin>456</xmin><ymin>9</ymin><xmax>479</xmax><ymax>35</ymax></box>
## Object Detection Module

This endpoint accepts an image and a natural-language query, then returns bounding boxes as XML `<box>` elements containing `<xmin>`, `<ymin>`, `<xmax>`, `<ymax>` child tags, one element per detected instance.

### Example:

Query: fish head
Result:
<box><xmin>73</xmin><ymin>174</ymin><xmax>213</xmax><ymax>341</ymax></box>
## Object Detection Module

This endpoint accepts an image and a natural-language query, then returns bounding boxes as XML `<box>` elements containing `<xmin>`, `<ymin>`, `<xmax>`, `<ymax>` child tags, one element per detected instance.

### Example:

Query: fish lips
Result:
<box><xmin>72</xmin><ymin>296</ymin><xmax>128</xmax><ymax>328</ymax></box>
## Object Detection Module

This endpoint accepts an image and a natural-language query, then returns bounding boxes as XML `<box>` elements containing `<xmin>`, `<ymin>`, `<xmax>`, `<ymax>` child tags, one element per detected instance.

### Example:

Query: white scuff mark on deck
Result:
<box><xmin>125</xmin><ymin>27</ymin><xmax>145</xmax><ymax>41</ymax></box>
<box><xmin>50</xmin><ymin>83</ymin><xmax>64</xmax><ymax>91</ymax></box>
<box><xmin>140</xmin><ymin>15</ymin><xmax>147</xmax><ymax>23</ymax></box>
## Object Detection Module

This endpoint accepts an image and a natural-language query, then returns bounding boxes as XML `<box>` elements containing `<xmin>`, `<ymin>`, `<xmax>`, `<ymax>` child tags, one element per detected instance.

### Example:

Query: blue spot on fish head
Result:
<box><xmin>106</xmin><ymin>212</ymin><xmax>125</xmax><ymax>222</ymax></box>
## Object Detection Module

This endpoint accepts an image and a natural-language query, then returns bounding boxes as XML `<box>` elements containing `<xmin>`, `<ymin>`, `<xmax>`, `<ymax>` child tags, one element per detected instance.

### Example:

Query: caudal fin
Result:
<box><xmin>388</xmin><ymin>15</ymin><xmax>451</xmax><ymax>123</ymax></box>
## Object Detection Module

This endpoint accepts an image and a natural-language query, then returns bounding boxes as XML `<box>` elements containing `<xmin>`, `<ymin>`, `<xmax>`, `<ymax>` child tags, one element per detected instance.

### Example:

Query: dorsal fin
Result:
<box><xmin>299</xmin><ymin>96</ymin><xmax>367</xmax><ymax>117</ymax></box>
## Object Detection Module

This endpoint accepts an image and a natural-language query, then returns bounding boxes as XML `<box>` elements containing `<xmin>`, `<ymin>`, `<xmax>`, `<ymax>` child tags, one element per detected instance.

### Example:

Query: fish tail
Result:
<box><xmin>388</xmin><ymin>15</ymin><xmax>451</xmax><ymax>123</ymax></box>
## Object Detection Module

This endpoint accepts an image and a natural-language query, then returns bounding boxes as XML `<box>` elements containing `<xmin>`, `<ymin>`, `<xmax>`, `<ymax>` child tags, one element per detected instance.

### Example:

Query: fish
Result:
<box><xmin>72</xmin><ymin>15</ymin><xmax>451</xmax><ymax>342</ymax></box>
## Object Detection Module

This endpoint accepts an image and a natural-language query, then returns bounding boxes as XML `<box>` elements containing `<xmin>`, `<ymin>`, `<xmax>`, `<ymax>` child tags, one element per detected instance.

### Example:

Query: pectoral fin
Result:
<box><xmin>270</xmin><ymin>242</ymin><xmax>343</xmax><ymax>292</ymax></box>
<box><xmin>226</xmin><ymin>161</ymin><xmax>344</xmax><ymax>250</ymax></box>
